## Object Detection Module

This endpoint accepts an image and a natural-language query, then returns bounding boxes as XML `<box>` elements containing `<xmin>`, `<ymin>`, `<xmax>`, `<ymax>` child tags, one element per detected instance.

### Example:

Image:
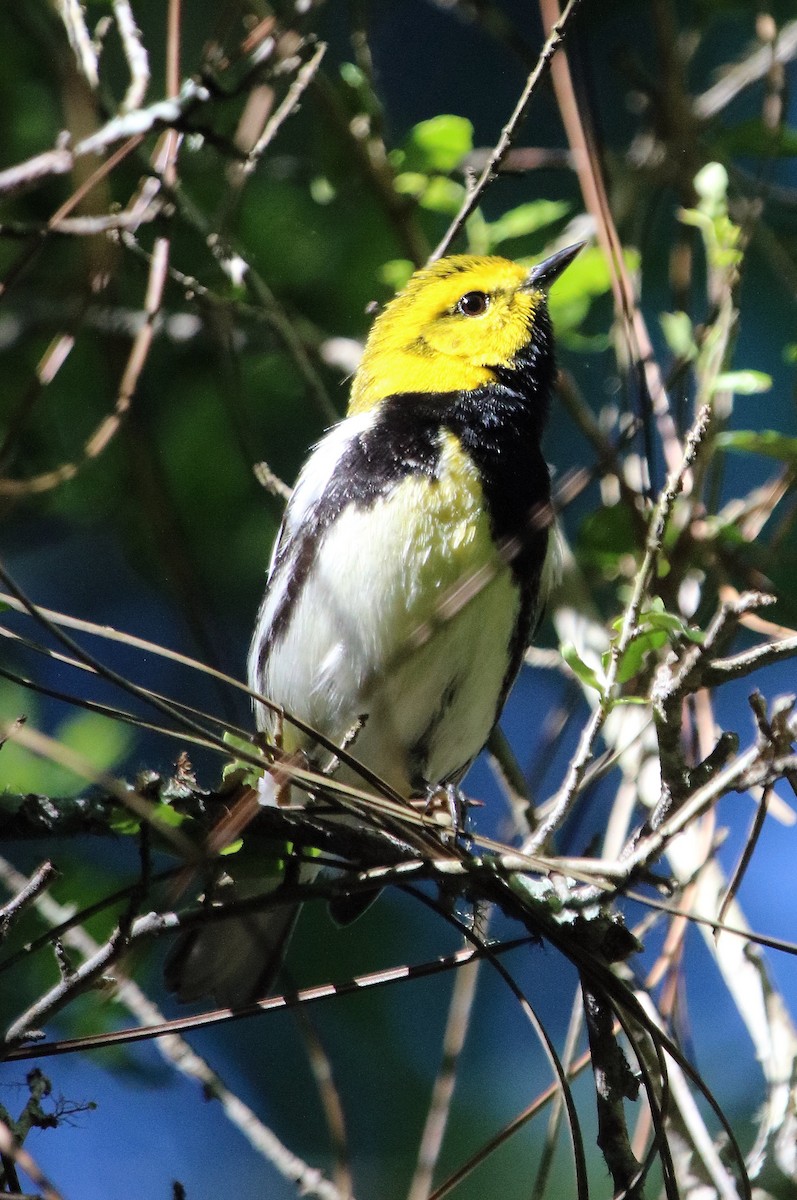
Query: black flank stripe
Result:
<box><xmin>263</xmin><ymin>305</ymin><xmax>556</xmax><ymax>685</ymax></box>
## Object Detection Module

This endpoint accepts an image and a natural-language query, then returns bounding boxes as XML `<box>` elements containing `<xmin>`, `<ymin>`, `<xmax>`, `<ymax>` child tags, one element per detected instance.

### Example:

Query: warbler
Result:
<box><xmin>167</xmin><ymin>244</ymin><xmax>581</xmax><ymax>1006</ymax></box>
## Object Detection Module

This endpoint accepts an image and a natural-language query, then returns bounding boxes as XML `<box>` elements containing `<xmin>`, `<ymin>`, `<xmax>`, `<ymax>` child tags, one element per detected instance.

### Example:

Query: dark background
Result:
<box><xmin>1</xmin><ymin>2</ymin><xmax>796</xmax><ymax>1196</ymax></box>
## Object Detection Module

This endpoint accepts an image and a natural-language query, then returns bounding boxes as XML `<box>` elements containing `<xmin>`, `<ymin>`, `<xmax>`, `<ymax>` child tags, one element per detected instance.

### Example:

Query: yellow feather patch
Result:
<box><xmin>377</xmin><ymin>431</ymin><xmax>508</xmax><ymax>641</ymax></box>
<box><xmin>349</xmin><ymin>256</ymin><xmax>542</xmax><ymax>414</ymax></box>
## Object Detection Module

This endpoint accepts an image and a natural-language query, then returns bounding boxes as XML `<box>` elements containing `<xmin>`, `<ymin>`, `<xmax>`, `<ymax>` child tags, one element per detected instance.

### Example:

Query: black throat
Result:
<box><xmin>374</xmin><ymin>305</ymin><xmax>555</xmax><ymax>576</ymax></box>
<box><xmin>259</xmin><ymin>317</ymin><xmax>555</xmax><ymax>663</ymax></box>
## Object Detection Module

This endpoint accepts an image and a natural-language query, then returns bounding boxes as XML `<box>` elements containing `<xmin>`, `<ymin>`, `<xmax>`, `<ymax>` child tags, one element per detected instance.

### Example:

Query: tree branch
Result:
<box><xmin>430</xmin><ymin>0</ymin><xmax>585</xmax><ymax>260</ymax></box>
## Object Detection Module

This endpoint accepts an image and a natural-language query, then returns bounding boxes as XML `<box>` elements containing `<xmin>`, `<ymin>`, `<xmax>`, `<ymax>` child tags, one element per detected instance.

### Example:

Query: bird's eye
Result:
<box><xmin>456</xmin><ymin>291</ymin><xmax>489</xmax><ymax>317</ymax></box>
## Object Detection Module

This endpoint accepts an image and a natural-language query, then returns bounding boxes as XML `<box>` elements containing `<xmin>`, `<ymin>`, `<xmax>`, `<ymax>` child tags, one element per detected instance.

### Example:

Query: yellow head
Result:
<box><xmin>348</xmin><ymin>246</ymin><xmax>581</xmax><ymax>415</ymax></box>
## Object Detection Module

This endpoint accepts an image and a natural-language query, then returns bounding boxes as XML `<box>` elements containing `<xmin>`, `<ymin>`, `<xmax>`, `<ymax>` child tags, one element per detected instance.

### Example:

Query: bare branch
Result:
<box><xmin>0</xmin><ymin>863</ymin><xmax>58</xmax><ymax>943</ymax></box>
<box><xmin>430</xmin><ymin>0</ymin><xmax>585</xmax><ymax>260</ymax></box>
<box><xmin>56</xmin><ymin>0</ymin><xmax>99</xmax><ymax>89</ymax></box>
<box><xmin>526</xmin><ymin>406</ymin><xmax>712</xmax><ymax>854</ymax></box>
<box><xmin>625</xmin><ymin>716</ymin><xmax>797</xmax><ymax>877</ymax></box>
<box><xmin>694</xmin><ymin>20</ymin><xmax>797</xmax><ymax>120</ymax></box>
<box><xmin>113</xmin><ymin>0</ymin><xmax>151</xmax><ymax>112</ymax></box>
<box><xmin>0</xmin><ymin>1115</ymin><xmax>63</xmax><ymax>1200</ymax></box>
<box><xmin>243</xmin><ymin>40</ymin><xmax>327</xmax><ymax>174</ymax></box>
<box><xmin>701</xmin><ymin>636</ymin><xmax>797</xmax><ymax>686</ymax></box>
<box><xmin>0</xmin><ymin>857</ymin><xmax>351</xmax><ymax>1200</ymax></box>
<box><xmin>408</xmin><ymin>957</ymin><xmax>482</xmax><ymax>1200</ymax></box>
<box><xmin>0</xmin><ymin>82</ymin><xmax>208</xmax><ymax>199</ymax></box>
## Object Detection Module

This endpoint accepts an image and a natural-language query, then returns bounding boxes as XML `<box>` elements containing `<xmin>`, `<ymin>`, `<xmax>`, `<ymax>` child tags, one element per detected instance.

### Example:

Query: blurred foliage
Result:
<box><xmin>0</xmin><ymin>2</ymin><xmax>796</xmax><ymax>1199</ymax></box>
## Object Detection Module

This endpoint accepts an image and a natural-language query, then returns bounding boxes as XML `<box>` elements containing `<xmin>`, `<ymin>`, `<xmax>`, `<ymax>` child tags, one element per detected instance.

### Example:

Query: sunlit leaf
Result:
<box><xmin>0</xmin><ymin>711</ymin><xmax>132</xmax><ymax>795</ymax></box>
<box><xmin>547</xmin><ymin>245</ymin><xmax>640</xmax><ymax>340</ymax></box>
<box><xmin>403</xmin><ymin>115</ymin><xmax>473</xmax><ymax>173</ymax></box>
<box><xmin>561</xmin><ymin>642</ymin><xmax>604</xmax><ymax>694</ymax></box>
<box><xmin>380</xmin><ymin>258</ymin><xmax>414</xmax><ymax>290</ymax></box>
<box><xmin>717</xmin><ymin>429</ymin><xmax>797</xmax><ymax>464</ymax></box>
<box><xmin>577</xmin><ymin>503</ymin><xmax>638</xmax><ymax>574</ymax></box>
<box><xmin>713</xmin><ymin>370</ymin><xmax>772</xmax><ymax>395</ymax></box>
<box><xmin>660</xmin><ymin>311</ymin><xmax>697</xmax><ymax>360</ymax></box>
<box><xmin>615</xmin><ymin>628</ymin><xmax>669</xmax><ymax>683</ymax></box>
<box><xmin>486</xmin><ymin>200</ymin><xmax>570</xmax><ymax>249</ymax></box>
<box><xmin>715</xmin><ymin>118</ymin><xmax>797</xmax><ymax>158</ymax></box>
<box><xmin>418</xmin><ymin>175</ymin><xmax>464</xmax><ymax>214</ymax></box>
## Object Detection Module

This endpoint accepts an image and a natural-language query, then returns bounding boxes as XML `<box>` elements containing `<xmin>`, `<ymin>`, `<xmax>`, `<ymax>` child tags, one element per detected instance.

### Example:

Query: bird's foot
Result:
<box><xmin>421</xmin><ymin>783</ymin><xmax>479</xmax><ymax>846</ymax></box>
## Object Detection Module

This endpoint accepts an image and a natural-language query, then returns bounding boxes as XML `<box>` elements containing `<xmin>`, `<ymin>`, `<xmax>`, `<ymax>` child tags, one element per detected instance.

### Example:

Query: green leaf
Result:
<box><xmin>546</xmin><ymin>245</ymin><xmax>640</xmax><ymax>340</ymax></box>
<box><xmin>309</xmin><ymin>176</ymin><xmax>336</xmax><ymax>205</ymax></box>
<box><xmin>642</xmin><ymin>610</ymin><xmax>702</xmax><ymax>639</ymax></box>
<box><xmin>339</xmin><ymin>62</ymin><xmax>365</xmax><ymax>90</ymax></box>
<box><xmin>380</xmin><ymin>258</ymin><xmax>414</xmax><ymax>291</ymax></box>
<box><xmin>615</xmin><ymin>601</ymin><xmax>705</xmax><ymax>644</ymax></box>
<box><xmin>65</xmin><ymin>709</ymin><xmax>131</xmax><ymax>770</ymax></box>
<box><xmin>660</xmin><ymin>311</ymin><xmax>697</xmax><ymax>360</ymax></box>
<box><xmin>221</xmin><ymin>729</ymin><xmax>263</xmax><ymax>788</ymax></box>
<box><xmin>110</xmin><ymin>799</ymin><xmax>187</xmax><ymax>839</ymax></box>
<box><xmin>678</xmin><ymin>207</ymin><xmax>713</xmax><ymax>235</ymax></box>
<box><xmin>148</xmin><ymin>801</ymin><xmax>187</xmax><ymax>828</ymax></box>
<box><xmin>394</xmin><ymin>171</ymin><xmax>428</xmax><ymax>198</ymax></box>
<box><xmin>0</xmin><ymin>710</ymin><xmax>132</xmax><ymax>796</ymax></box>
<box><xmin>418</xmin><ymin>175</ymin><xmax>464</xmax><ymax>215</ymax></box>
<box><xmin>713</xmin><ymin>370</ymin><xmax>772</xmax><ymax>395</ymax></box>
<box><xmin>615</xmin><ymin>628</ymin><xmax>668</xmax><ymax>684</ymax></box>
<box><xmin>577</xmin><ymin>503</ymin><xmax>637</xmax><ymax>574</ymax></box>
<box><xmin>109</xmin><ymin>809</ymin><xmax>141</xmax><ymax>836</ymax></box>
<box><xmin>694</xmin><ymin>161</ymin><xmax>730</xmax><ymax>210</ymax></box>
<box><xmin>717</xmin><ymin>429</ymin><xmax>797</xmax><ymax>464</ymax></box>
<box><xmin>679</xmin><ymin>164</ymin><xmax>743</xmax><ymax>269</ymax></box>
<box><xmin>394</xmin><ymin>166</ymin><xmax>466</xmax><ymax>213</ymax></box>
<box><xmin>561</xmin><ymin>642</ymin><xmax>604</xmax><ymax>694</ymax></box>
<box><xmin>485</xmin><ymin>200</ymin><xmax>570</xmax><ymax>249</ymax></box>
<box><xmin>715</xmin><ymin>118</ymin><xmax>797</xmax><ymax>159</ymax></box>
<box><xmin>403</xmin><ymin>115</ymin><xmax>473</xmax><ymax>173</ymax></box>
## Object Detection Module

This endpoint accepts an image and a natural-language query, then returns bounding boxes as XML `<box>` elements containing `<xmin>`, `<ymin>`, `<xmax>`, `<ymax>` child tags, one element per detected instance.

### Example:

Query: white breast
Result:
<box><xmin>248</xmin><ymin>421</ymin><xmax>523</xmax><ymax>796</ymax></box>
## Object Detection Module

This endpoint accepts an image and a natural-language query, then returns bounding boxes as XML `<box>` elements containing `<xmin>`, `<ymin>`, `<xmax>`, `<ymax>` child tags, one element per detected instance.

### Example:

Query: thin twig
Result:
<box><xmin>244</xmin><ymin>41</ymin><xmax>327</xmax><ymax>174</ymax></box>
<box><xmin>694</xmin><ymin>19</ymin><xmax>797</xmax><ymax>120</ymax></box>
<box><xmin>0</xmin><ymin>572</ymin><xmax>439</xmax><ymax>818</ymax></box>
<box><xmin>539</xmin><ymin>0</ymin><xmax>683</xmax><ymax>479</ymax></box>
<box><xmin>430</xmin><ymin>0</ymin><xmax>585</xmax><ymax>261</ymax></box>
<box><xmin>716</xmin><ymin>785</ymin><xmax>772</xmax><ymax>931</ymax></box>
<box><xmin>0</xmin><ymin>83</ymin><xmax>208</xmax><ymax>199</ymax></box>
<box><xmin>3</xmin><ymin>939</ymin><xmax>528</xmax><ymax>1059</ymax></box>
<box><xmin>701</xmin><ymin>636</ymin><xmax>797</xmax><ymax>686</ymax></box>
<box><xmin>0</xmin><ymin>1116</ymin><xmax>63</xmax><ymax>1200</ymax></box>
<box><xmin>0</xmin><ymin>209</ymin><xmax>161</xmax><ymax>237</ymax></box>
<box><xmin>0</xmin><ymin>856</ymin><xmax>350</xmax><ymax>1200</ymax></box>
<box><xmin>0</xmin><ymin>229</ymin><xmax>169</xmax><ymax>496</ymax></box>
<box><xmin>56</xmin><ymin>0</ymin><xmax>99</xmax><ymax>89</ymax></box>
<box><xmin>0</xmin><ymin>135</ymin><xmax>144</xmax><ymax>302</ymax></box>
<box><xmin>0</xmin><ymin>722</ymin><xmax>198</xmax><ymax>861</ymax></box>
<box><xmin>113</xmin><ymin>0</ymin><xmax>150</xmax><ymax>111</ymax></box>
<box><xmin>407</xmin><ymin>956</ymin><xmax>481</xmax><ymax>1200</ymax></box>
<box><xmin>0</xmin><ymin>629</ymin><xmax>253</xmax><ymax>749</ymax></box>
<box><xmin>624</xmin><ymin>727</ymin><xmax>797</xmax><ymax>877</ymax></box>
<box><xmin>253</xmin><ymin>460</ymin><xmax>293</xmax><ymax>503</ymax></box>
<box><xmin>525</xmin><ymin>405</ymin><xmax>712</xmax><ymax>853</ymax></box>
<box><xmin>0</xmin><ymin>864</ymin><xmax>58</xmax><ymax>943</ymax></box>
<box><xmin>294</xmin><ymin>1009</ymin><xmax>354</xmax><ymax>1200</ymax></box>
<box><xmin>530</xmin><ymin>986</ymin><xmax>585</xmax><ymax>1200</ymax></box>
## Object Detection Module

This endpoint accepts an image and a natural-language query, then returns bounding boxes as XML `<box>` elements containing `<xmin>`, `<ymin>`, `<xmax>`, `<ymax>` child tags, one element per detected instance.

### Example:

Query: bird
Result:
<box><xmin>166</xmin><ymin>243</ymin><xmax>582</xmax><ymax>1006</ymax></box>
